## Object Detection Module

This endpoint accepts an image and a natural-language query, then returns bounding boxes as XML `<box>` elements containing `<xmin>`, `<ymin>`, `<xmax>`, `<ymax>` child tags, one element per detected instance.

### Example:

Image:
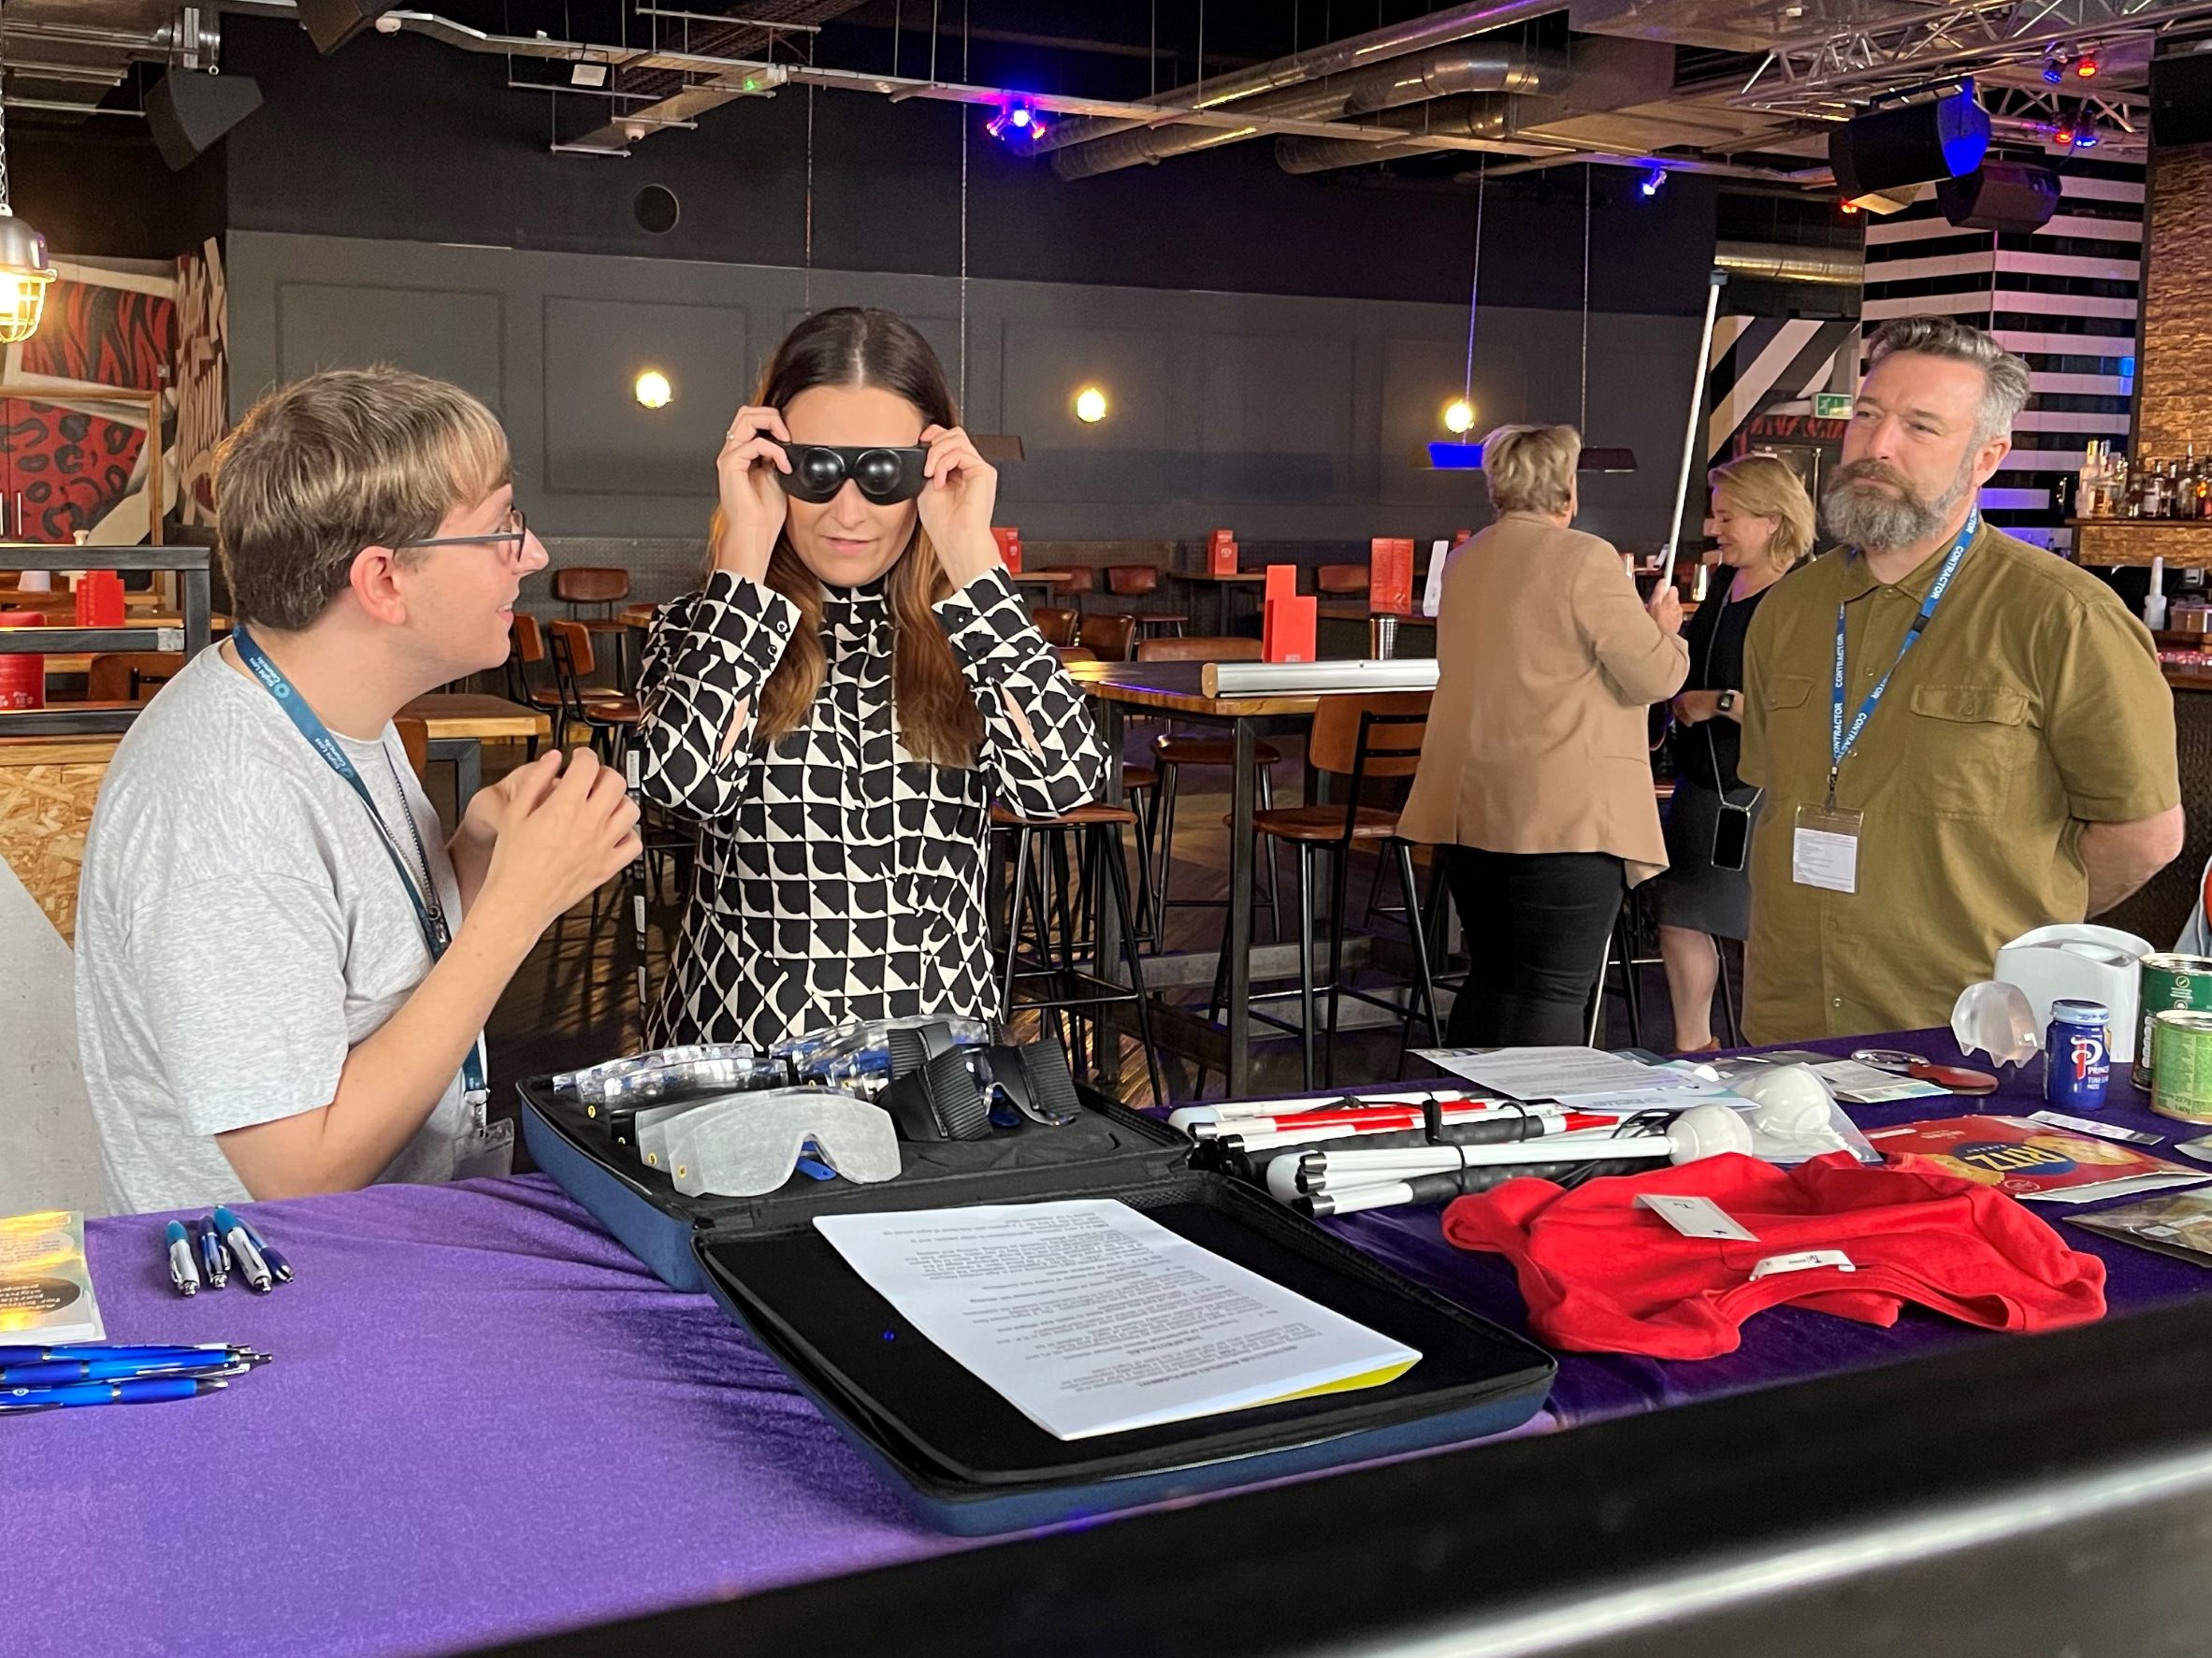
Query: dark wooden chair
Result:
<box><xmin>545</xmin><ymin>619</ymin><xmax>643</xmax><ymax>761</ymax></box>
<box><xmin>1032</xmin><ymin>606</ymin><xmax>1079</xmax><ymax>648</ymax></box>
<box><xmin>1077</xmin><ymin>612</ymin><xmax>1138</xmax><ymax>663</ymax></box>
<box><xmin>552</xmin><ymin>566</ymin><xmax>635</xmax><ymax>686</ymax></box>
<box><xmin>1105</xmin><ymin>563</ymin><xmax>1187</xmax><ymax>639</ymax></box>
<box><xmin>1317</xmin><ymin>562</ymin><xmax>1371</xmax><ymax>597</ymax></box>
<box><xmin>85</xmin><ymin>652</ymin><xmax>183</xmax><ymax>704</ymax></box>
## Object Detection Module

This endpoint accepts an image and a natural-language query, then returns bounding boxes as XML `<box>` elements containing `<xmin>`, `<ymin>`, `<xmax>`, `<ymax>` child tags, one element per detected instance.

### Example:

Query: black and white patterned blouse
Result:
<box><xmin>633</xmin><ymin>565</ymin><xmax>1104</xmax><ymax>1050</ymax></box>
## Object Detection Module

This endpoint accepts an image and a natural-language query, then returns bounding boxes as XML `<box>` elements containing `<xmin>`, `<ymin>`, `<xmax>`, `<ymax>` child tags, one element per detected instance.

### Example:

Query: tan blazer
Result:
<box><xmin>1397</xmin><ymin>512</ymin><xmax>1689</xmax><ymax>885</ymax></box>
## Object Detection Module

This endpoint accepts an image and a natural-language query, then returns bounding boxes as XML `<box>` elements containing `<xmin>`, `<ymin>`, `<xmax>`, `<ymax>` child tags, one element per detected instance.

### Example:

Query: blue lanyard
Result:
<box><xmin>232</xmin><ymin>627</ymin><xmax>488</xmax><ymax>1105</ymax></box>
<box><xmin>1828</xmin><ymin>511</ymin><xmax>1977</xmax><ymax>805</ymax></box>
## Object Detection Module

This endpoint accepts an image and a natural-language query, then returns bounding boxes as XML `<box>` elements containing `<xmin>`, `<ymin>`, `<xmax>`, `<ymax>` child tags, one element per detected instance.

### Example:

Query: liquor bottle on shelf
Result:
<box><xmin>2077</xmin><ymin>441</ymin><xmax>2108</xmax><ymax>518</ymax></box>
<box><xmin>2145</xmin><ymin>456</ymin><xmax>2169</xmax><ymax>520</ymax></box>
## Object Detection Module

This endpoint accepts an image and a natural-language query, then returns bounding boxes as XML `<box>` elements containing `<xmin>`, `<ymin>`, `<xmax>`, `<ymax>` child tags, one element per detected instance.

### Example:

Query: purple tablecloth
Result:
<box><xmin>14</xmin><ymin>1030</ymin><xmax>2210</xmax><ymax>1658</ymax></box>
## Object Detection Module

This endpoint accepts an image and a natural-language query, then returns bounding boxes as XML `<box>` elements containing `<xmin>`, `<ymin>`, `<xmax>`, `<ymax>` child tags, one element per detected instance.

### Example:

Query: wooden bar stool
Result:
<box><xmin>991</xmin><ymin>800</ymin><xmax>1166</xmax><ymax>1105</ymax></box>
<box><xmin>1032</xmin><ymin>565</ymin><xmax>1093</xmax><ymax>616</ymax></box>
<box><xmin>1105</xmin><ymin>564</ymin><xmax>1187</xmax><ymax>639</ymax></box>
<box><xmin>1077</xmin><ymin>612</ymin><xmax>1138</xmax><ymax>663</ymax></box>
<box><xmin>545</xmin><ymin>619</ymin><xmax>643</xmax><ymax>762</ymax></box>
<box><xmin>552</xmin><ymin>566</ymin><xmax>635</xmax><ymax>688</ymax></box>
<box><xmin>1138</xmin><ymin>635</ymin><xmax>1283</xmax><ymax>945</ymax></box>
<box><xmin>510</xmin><ymin>613</ymin><xmax>617</xmax><ymax>758</ymax></box>
<box><xmin>1211</xmin><ymin>692</ymin><xmax>1441</xmax><ymax>1089</ymax></box>
<box><xmin>1032</xmin><ymin>606</ymin><xmax>1079</xmax><ymax>648</ymax></box>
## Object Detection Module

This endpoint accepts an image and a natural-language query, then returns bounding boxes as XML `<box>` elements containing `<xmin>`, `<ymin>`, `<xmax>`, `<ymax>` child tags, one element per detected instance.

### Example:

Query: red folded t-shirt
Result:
<box><xmin>1439</xmin><ymin>1151</ymin><xmax>2106</xmax><ymax>1359</ymax></box>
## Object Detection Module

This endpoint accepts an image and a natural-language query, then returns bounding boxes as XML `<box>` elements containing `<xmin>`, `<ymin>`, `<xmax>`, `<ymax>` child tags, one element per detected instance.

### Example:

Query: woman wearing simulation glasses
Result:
<box><xmin>633</xmin><ymin>306</ymin><xmax>1104</xmax><ymax>1049</ymax></box>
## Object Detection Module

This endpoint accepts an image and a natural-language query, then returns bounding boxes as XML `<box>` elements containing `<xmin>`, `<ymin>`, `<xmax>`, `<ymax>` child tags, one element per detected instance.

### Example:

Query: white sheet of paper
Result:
<box><xmin>813</xmin><ymin>1200</ymin><xmax>1419</xmax><ymax>1441</ymax></box>
<box><xmin>1414</xmin><ymin>1045</ymin><xmax>1728</xmax><ymax>1104</ymax></box>
<box><xmin>1793</xmin><ymin>825</ymin><xmax>1859</xmax><ymax>893</ymax></box>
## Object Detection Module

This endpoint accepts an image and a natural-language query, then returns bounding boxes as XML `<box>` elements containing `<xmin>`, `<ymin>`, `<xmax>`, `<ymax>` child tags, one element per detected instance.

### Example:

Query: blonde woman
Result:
<box><xmin>1655</xmin><ymin>453</ymin><xmax>1814</xmax><ymax>1051</ymax></box>
<box><xmin>1400</xmin><ymin>423</ymin><xmax>1687</xmax><ymax>1045</ymax></box>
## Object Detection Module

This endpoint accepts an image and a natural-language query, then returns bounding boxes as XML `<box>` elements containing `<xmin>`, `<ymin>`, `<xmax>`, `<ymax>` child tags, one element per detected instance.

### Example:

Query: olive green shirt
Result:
<box><xmin>1739</xmin><ymin>521</ymin><xmax>2178</xmax><ymax>1042</ymax></box>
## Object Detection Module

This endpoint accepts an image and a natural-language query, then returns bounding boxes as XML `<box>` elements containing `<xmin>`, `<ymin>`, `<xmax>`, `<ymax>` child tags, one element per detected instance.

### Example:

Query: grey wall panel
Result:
<box><xmin>226</xmin><ymin>230</ymin><xmax>1706</xmax><ymax>551</ymax></box>
<box><xmin>542</xmin><ymin>296</ymin><xmax>750</xmax><ymax>497</ymax></box>
<box><xmin>270</xmin><ymin>281</ymin><xmax>505</xmax><ymax>411</ymax></box>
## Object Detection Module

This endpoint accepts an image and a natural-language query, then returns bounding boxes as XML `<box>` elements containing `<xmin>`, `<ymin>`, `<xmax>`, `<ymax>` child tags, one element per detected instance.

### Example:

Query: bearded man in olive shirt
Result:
<box><xmin>1739</xmin><ymin>317</ymin><xmax>2182</xmax><ymax>1041</ymax></box>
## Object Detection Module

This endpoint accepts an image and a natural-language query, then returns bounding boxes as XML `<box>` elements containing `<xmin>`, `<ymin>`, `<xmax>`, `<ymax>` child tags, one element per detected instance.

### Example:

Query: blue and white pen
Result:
<box><xmin>165</xmin><ymin>1220</ymin><xmax>200</xmax><ymax>1297</ymax></box>
<box><xmin>193</xmin><ymin>1218</ymin><xmax>226</xmax><ymax>1290</ymax></box>
<box><xmin>0</xmin><ymin>1344</ymin><xmax>259</xmax><ymax>1365</ymax></box>
<box><xmin>241</xmin><ymin>1218</ymin><xmax>293</xmax><ymax>1284</ymax></box>
<box><xmin>212</xmin><ymin>1207</ymin><xmax>273</xmax><ymax>1294</ymax></box>
<box><xmin>0</xmin><ymin>1355</ymin><xmax>253</xmax><ymax>1386</ymax></box>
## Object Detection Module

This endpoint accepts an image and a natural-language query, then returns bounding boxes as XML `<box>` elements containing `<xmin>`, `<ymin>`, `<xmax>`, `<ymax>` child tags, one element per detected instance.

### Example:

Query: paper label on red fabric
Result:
<box><xmin>1749</xmin><ymin>1249</ymin><xmax>1856</xmax><ymax>1280</ymax></box>
<box><xmin>1635</xmin><ymin>1193</ymin><xmax>1758</xmax><ymax>1241</ymax></box>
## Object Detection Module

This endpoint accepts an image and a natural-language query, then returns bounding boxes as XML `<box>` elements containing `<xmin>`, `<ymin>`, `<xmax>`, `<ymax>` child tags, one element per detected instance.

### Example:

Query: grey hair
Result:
<box><xmin>1866</xmin><ymin>316</ymin><xmax>2031</xmax><ymax>443</ymax></box>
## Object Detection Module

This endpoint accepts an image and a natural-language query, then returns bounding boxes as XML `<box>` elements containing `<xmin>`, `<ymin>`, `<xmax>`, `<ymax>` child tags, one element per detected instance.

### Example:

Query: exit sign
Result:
<box><xmin>1814</xmin><ymin>394</ymin><xmax>1854</xmax><ymax>419</ymax></box>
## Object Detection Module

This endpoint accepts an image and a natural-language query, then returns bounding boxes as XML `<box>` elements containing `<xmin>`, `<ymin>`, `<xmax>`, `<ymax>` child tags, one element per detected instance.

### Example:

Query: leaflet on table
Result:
<box><xmin>0</xmin><ymin>1209</ymin><xmax>105</xmax><ymax>1346</ymax></box>
<box><xmin>1698</xmin><ymin>1050</ymin><xmax>1949</xmax><ymax>1105</ymax></box>
<box><xmin>1864</xmin><ymin>1116</ymin><xmax>2212</xmax><ymax>1204</ymax></box>
<box><xmin>813</xmin><ymin>1200</ymin><xmax>1419</xmax><ymax>1442</ymax></box>
<box><xmin>1412</xmin><ymin>1046</ymin><xmax>1731</xmax><ymax>1109</ymax></box>
<box><xmin>2064</xmin><ymin>1189</ymin><xmax>2212</xmax><ymax>1267</ymax></box>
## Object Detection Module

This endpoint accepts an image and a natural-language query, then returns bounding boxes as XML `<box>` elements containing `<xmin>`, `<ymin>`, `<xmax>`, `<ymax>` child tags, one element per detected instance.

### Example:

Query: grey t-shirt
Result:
<box><xmin>76</xmin><ymin>646</ymin><xmax>474</xmax><ymax>1213</ymax></box>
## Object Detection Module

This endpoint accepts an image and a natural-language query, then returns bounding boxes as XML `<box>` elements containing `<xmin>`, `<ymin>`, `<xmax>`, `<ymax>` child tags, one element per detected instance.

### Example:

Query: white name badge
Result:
<box><xmin>1792</xmin><ymin>803</ymin><xmax>1863</xmax><ymax>894</ymax></box>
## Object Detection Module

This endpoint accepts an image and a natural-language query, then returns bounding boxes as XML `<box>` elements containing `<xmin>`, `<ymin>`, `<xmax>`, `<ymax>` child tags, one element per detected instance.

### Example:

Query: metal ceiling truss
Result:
<box><xmin>1729</xmin><ymin>0</ymin><xmax>2212</xmax><ymax>109</ymax></box>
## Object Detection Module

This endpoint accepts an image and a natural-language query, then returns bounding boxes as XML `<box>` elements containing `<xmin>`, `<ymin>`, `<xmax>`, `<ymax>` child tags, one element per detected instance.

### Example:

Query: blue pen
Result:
<box><xmin>0</xmin><ymin>1343</ymin><xmax>254</xmax><ymax>1365</ymax></box>
<box><xmin>165</xmin><ymin>1219</ymin><xmax>200</xmax><ymax>1297</ymax></box>
<box><xmin>242</xmin><ymin>1219</ymin><xmax>294</xmax><ymax>1283</ymax></box>
<box><xmin>212</xmin><ymin>1207</ymin><xmax>273</xmax><ymax>1294</ymax></box>
<box><xmin>0</xmin><ymin>1355</ymin><xmax>253</xmax><ymax>1386</ymax></box>
<box><xmin>192</xmin><ymin>1218</ymin><xmax>225</xmax><ymax>1290</ymax></box>
<box><xmin>0</xmin><ymin>1375</ymin><xmax>230</xmax><ymax>1413</ymax></box>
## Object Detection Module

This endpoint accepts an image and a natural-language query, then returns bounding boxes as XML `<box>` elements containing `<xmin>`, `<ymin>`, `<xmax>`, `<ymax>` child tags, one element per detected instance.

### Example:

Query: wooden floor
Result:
<box><xmin>465</xmin><ymin>730</ymin><xmax>1714</xmax><ymax>1162</ymax></box>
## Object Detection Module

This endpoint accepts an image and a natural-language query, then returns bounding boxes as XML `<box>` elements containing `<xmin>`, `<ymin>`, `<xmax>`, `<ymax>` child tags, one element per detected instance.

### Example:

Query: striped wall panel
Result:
<box><xmin>1861</xmin><ymin>162</ymin><xmax>2144</xmax><ymax>551</ymax></box>
<box><xmin>1703</xmin><ymin>316</ymin><xmax>1859</xmax><ymax>461</ymax></box>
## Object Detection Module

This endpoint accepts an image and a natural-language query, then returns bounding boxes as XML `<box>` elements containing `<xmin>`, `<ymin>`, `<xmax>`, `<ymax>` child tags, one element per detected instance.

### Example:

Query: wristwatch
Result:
<box><xmin>1715</xmin><ymin>690</ymin><xmax>1738</xmax><ymax>713</ymax></box>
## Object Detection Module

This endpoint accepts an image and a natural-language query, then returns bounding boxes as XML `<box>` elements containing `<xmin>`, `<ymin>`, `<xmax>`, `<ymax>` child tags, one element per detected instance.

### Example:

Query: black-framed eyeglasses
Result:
<box><xmin>397</xmin><ymin>506</ymin><xmax>530</xmax><ymax>559</ymax></box>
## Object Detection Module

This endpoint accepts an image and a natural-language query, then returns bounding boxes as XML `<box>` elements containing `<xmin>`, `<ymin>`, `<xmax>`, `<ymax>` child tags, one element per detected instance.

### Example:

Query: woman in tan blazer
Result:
<box><xmin>1398</xmin><ymin>423</ymin><xmax>1688</xmax><ymax>1045</ymax></box>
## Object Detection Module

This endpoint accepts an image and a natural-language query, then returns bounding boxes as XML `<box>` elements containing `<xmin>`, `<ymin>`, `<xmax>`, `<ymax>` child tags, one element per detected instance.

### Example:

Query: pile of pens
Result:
<box><xmin>166</xmin><ymin>1205</ymin><xmax>293</xmax><ymax>1296</ymax></box>
<box><xmin>0</xmin><ymin>1344</ymin><xmax>269</xmax><ymax>1415</ymax></box>
<box><xmin>1169</xmin><ymin>1091</ymin><xmax>1662</xmax><ymax>1218</ymax></box>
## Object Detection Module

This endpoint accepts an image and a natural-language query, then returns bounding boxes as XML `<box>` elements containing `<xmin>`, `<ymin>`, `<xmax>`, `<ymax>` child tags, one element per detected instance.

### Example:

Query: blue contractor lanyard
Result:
<box><xmin>1828</xmin><ymin>510</ymin><xmax>1976</xmax><ymax>807</ymax></box>
<box><xmin>233</xmin><ymin>626</ymin><xmax>488</xmax><ymax>1108</ymax></box>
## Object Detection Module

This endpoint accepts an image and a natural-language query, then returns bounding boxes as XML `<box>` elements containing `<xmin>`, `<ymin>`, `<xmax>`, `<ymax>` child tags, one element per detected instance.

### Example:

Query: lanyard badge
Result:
<box><xmin>1795</xmin><ymin>512</ymin><xmax>1977</xmax><ymax>897</ymax></box>
<box><xmin>233</xmin><ymin>627</ymin><xmax>490</xmax><ymax>1115</ymax></box>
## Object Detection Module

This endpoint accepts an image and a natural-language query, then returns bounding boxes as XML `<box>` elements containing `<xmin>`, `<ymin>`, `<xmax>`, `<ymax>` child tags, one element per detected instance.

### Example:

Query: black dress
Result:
<box><xmin>632</xmin><ymin>566</ymin><xmax>1105</xmax><ymax>1050</ymax></box>
<box><xmin>1654</xmin><ymin>575</ymin><xmax>1772</xmax><ymax>940</ymax></box>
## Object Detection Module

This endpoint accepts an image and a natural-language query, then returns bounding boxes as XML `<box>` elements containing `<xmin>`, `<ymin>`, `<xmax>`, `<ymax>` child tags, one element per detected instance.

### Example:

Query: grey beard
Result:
<box><xmin>1821</xmin><ymin>466</ymin><xmax>1975</xmax><ymax>553</ymax></box>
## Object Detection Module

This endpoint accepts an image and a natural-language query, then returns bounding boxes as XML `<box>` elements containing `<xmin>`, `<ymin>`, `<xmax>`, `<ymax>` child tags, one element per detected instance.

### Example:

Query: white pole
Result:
<box><xmin>1664</xmin><ymin>270</ymin><xmax>1729</xmax><ymax>565</ymax></box>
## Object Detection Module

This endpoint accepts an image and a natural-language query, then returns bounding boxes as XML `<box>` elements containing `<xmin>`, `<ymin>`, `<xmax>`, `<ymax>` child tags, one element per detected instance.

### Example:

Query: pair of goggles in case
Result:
<box><xmin>638</xmin><ymin>1089</ymin><xmax>903</xmax><ymax>1198</ymax></box>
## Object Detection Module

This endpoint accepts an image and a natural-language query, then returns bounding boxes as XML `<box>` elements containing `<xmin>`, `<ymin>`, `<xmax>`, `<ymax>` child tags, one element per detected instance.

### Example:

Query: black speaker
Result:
<box><xmin>295</xmin><ymin>0</ymin><xmax>396</xmax><ymax>54</ymax></box>
<box><xmin>144</xmin><ymin>71</ymin><xmax>263</xmax><ymax>171</ymax></box>
<box><xmin>2149</xmin><ymin>50</ymin><xmax>2212</xmax><ymax>147</ymax></box>
<box><xmin>1937</xmin><ymin>162</ymin><xmax>2060</xmax><ymax>232</ymax></box>
<box><xmin>1829</xmin><ymin>87</ymin><xmax>1991</xmax><ymax>197</ymax></box>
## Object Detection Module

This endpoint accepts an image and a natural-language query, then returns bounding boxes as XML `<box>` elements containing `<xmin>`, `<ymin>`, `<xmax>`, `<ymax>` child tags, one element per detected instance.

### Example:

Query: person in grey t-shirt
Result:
<box><xmin>76</xmin><ymin>368</ymin><xmax>642</xmax><ymax>1213</ymax></box>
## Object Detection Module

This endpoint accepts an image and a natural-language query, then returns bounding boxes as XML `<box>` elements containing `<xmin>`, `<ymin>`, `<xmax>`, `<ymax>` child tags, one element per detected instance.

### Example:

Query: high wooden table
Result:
<box><xmin>31</xmin><ymin>613</ymin><xmax>231</xmax><ymax>679</ymax></box>
<box><xmin>1066</xmin><ymin>658</ymin><xmax>1331</xmax><ymax>1097</ymax></box>
<box><xmin>398</xmin><ymin>693</ymin><xmax>552</xmax><ymax>814</ymax></box>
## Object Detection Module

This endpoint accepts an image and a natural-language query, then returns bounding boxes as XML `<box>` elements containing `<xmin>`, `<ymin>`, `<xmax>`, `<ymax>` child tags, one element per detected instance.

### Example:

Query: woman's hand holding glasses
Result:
<box><xmin>916</xmin><ymin>424</ymin><xmax>1001</xmax><ymax>589</ymax></box>
<box><xmin>714</xmin><ymin>405</ymin><xmax>793</xmax><ymax>583</ymax></box>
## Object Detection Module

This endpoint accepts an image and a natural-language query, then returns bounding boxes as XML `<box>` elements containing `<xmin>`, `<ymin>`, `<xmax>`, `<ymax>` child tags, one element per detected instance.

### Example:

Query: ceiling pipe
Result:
<box><xmin>1471</xmin><ymin>151</ymin><xmax>1833</xmax><ymax>184</ymax></box>
<box><xmin>1030</xmin><ymin>0</ymin><xmax>1565</xmax><ymax>158</ymax></box>
<box><xmin>1714</xmin><ymin>240</ymin><xmax>1864</xmax><ymax>285</ymax></box>
<box><xmin>1053</xmin><ymin>44</ymin><xmax>1565</xmax><ymax>180</ymax></box>
<box><xmin>1275</xmin><ymin>94</ymin><xmax>1518</xmax><ymax>174</ymax></box>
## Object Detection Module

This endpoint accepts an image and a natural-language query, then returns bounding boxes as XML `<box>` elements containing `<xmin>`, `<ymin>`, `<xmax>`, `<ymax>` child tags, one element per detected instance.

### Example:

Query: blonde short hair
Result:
<box><xmin>215</xmin><ymin>366</ymin><xmax>511</xmax><ymax>631</ymax></box>
<box><xmin>1709</xmin><ymin>452</ymin><xmax>1816</xmax><ymax>569</ymax></box>
<box><xmin>1482</xmin><ymin>424</ymin><xmax>1581</xmax><ymax>516</ymax></box>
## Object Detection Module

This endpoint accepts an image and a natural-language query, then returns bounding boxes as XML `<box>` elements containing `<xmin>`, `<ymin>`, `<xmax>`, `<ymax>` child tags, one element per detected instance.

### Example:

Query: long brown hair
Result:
<box><xmin>749</xmin><ymin>307</ymin><xmax>984</xmax><ymax>768</ymax></box>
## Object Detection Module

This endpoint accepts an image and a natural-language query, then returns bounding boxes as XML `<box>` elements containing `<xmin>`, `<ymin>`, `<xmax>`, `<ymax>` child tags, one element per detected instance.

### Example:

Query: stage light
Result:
<box><xmin>987</xmin><ymin>95</ymin><xmax>1048</xmax><ymax>143</ymax></box>
<box><xmin>634</xmin><ymin>369</ymin><xmax>672</xmax><ymax>410</ymax></box>
<box><xmin>1641</xmin><ymin>166</ymin><xmax>1667</xmax><ymax>196</ymax></box>
<box><xmin>2075</xmin><ymin>51</ymin><xmax>2100</xmax><ymax>79</ymax></box>
<box><xmin>1073</xmin><ymin>385</ymin><xmax>1108</xmax><ymax>424</ymax></box>
<box><xmin>1442</xmin><ymin>397</ymin><xmax>1476</xmax><ymax>435</ymax></box>
<box><xmin>2043</xmin><ymin>47</ymin><xmax>2068</xmax><ymax>83</ymax></box>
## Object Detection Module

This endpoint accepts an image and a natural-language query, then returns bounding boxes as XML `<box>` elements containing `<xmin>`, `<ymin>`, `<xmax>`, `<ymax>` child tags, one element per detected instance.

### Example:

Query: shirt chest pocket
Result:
<box><xmin>1906</xmin><ymin>684</ymin><xmax>2032</xmax><ymax>819</ymax></box>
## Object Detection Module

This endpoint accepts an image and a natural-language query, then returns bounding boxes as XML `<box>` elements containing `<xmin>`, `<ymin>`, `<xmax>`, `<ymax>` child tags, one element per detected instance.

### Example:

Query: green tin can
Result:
<box><xmin>2135</xmin><ymin>954</ymin><xmax>2212</xmax><ymax>1089</ymax></box>
<box><xmin>2153</xmin><ymin>1010</ymin><xmax>2212</xmax><ymax>1125</ymax></box>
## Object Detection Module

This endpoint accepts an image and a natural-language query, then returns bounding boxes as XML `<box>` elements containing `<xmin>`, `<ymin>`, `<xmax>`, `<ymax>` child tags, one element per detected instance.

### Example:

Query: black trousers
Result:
<box><xmin>1444</xmin><ymin>848</ymin><xmax>1626</xmax><ymax>1047</ymax></box>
